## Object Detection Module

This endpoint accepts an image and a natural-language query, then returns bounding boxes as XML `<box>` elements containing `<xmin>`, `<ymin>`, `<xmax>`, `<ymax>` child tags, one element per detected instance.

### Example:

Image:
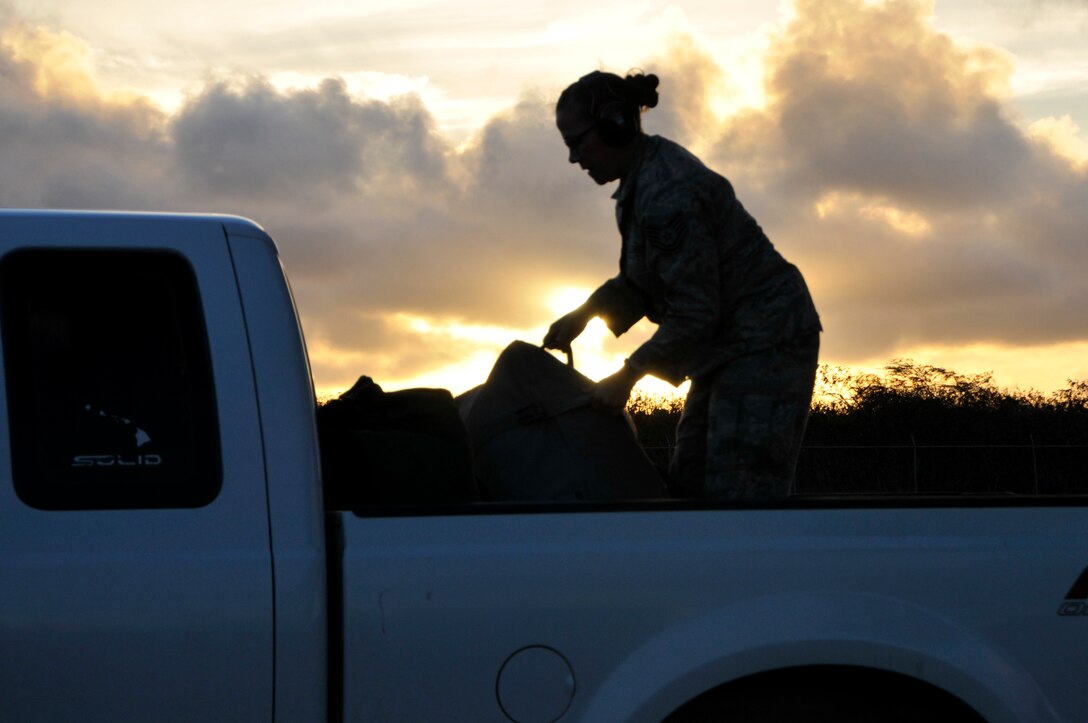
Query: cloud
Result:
<box><xmin>173</xmin><ymin>77</ymin><xmax>449</xmax><ymax>200</ymax></box>
<box><xmin>456</xmin><ymin>96</ymin><xmax>622</xmax><ymax>277</ymax></box>
<box><xmin>720</xmin><ymin>0</ymin><xmax>1026</xmax><ymax>207</ymax></box>
<box><xmin>1</xmin><ymin>0</ymin><xmax>1086</xmax><ymax>395</ymax></box>
<box><xmin>1026</xmin><ymin>114</ymin><xmax>1088</xmax><ymax>168</ymax></box>
<box><xmin>990</xmin><ymin>0</ymin><xmax>1088</xmax><ymax>25</ymax></box>
<box><xmin>0</xmin><ymin>14</ymin><xmax>170</xmax><ymax>208</ymax></box>
<box><xmin>637</xmin><ymin>37</ymin><xmax>734</xmax><ymax>149</ymax></box>
<box><xmin>669</xmin><ymin>0</ymin><xmax>1088</xmax><ymax>363</ymax></box>
<box><xmin>163</xmin><ymin>73</ymin><xmax>618</xmax><ymax>391</ymax></box>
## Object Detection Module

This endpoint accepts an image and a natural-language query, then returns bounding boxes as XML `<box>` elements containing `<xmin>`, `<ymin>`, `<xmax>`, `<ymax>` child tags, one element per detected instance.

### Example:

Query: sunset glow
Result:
<box><xmin>3</xmin><ymin>0</ymin><xmax>1087</xmax><ymax>404</ymax></box>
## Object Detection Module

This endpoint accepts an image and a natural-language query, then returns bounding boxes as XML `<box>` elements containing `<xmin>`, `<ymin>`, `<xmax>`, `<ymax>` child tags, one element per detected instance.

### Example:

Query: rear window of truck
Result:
<box><xmin>0</xmin><ymin>249</ymin><xmax>221</xmax><ymax>510</ymax></box>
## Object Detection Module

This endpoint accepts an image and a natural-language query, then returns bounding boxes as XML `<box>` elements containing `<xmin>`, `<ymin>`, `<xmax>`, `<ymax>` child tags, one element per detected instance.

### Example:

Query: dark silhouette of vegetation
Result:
<box><xmin>628</xmin><ymin>360</ymin><xmax>1088</xmax><ymax>497</ymax></box>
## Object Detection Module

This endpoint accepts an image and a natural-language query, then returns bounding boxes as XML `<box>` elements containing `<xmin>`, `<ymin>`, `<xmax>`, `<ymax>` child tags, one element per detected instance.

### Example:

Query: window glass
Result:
<box><xmin>1</xmin><ymin>249</ymin><xmax>221</xmax><ymax>509</ymax></box>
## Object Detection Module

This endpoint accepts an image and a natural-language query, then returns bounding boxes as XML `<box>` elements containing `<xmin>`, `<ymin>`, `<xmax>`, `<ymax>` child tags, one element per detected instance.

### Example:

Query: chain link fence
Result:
<box><xmin>641</xmin><ymin>441</ymin><xmax>1088</xmax><ymax>496</ymax></box>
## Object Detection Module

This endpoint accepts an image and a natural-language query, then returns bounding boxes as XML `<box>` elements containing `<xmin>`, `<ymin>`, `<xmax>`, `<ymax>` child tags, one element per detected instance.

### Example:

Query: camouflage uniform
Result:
<box><xmin>587</xmin><ymin>135</ymin><xmax>821</xmax><ymax>498</ymax></box>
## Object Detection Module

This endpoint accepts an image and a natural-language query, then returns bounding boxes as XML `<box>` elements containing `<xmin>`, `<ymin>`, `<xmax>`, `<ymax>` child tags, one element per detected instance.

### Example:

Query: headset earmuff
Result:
<box><xmin>596</xmin><ymin>100</ymin><xmax>637</xmax><ymax>147</ymax></box>
<box><xmin>579</xmin><ymin>71</ymin><xmax>638</xmax><ymax>148</ymax></box>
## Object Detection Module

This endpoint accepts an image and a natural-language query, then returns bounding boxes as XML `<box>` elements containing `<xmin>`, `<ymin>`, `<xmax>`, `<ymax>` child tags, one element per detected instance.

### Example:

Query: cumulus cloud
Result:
<box><xmin>679</xmin><ymin>0</ymin><xmax>1088</xmax><ymax>363</ymax></box>
<box><xmin>1</xmin><ymin>0</ymin><xmax>1086</xmax><ymax>394</ymax></box>
<box><xmin>162</xmin><ymin>68</ymin><xmax>621</xmax><ymax>389</ymax></box>
<box><xmin>0</xmin><ymin>14</ymin><xmax>170</xmax><ymax>209</ymax></box>
<box><xmin>173</xmin><ymin>77</ymin><xmax>449</xmax><ymax>199</ymax></box>
<box><xmin>637</xmin><ymin>37</ymin><xmax>734</xmax><ymax>149</ymax></box>
<box><xmin>992</xmin><ymin>0</ymin><xmax>1088</xmax><ymax>23</ymax></box>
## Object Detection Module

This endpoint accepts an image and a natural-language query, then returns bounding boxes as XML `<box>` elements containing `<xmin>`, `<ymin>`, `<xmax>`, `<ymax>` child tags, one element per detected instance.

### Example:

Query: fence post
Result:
<box><xmin>1031</xmin><ymin>433</ymin><xmax>1039</xmax><ymax>496</ymax></box>
<box><xmin>911</xmin><ymin>434</ymin><xmax>918</xmax><ymax>493</ymax></box>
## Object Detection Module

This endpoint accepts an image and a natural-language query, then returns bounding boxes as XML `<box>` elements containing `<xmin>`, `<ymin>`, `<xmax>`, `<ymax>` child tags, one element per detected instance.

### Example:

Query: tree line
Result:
<box><xmin>628</xmin><ymin>360</ymin><xmax>1088</xmax><ymax>496</ymax></box>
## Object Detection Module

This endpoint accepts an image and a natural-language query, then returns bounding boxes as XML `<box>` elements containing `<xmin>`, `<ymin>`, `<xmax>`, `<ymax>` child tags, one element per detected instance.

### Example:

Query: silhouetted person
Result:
<box><xmin>543</xmin><ymin>70</ymin><xmax>821</xmax><ymax>499</ymax></box>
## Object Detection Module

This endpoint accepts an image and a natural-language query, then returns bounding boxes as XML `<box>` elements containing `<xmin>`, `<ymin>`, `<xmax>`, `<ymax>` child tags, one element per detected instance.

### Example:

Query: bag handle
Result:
<box><xmin>540</xmin><ymin>344</ymin><xmax>575</xmax><ymax>368</ymax></box>
<box><xmin>472</xmin><ymin>346</ymin><xmax>587</xmax><ymax>448</ymax></box>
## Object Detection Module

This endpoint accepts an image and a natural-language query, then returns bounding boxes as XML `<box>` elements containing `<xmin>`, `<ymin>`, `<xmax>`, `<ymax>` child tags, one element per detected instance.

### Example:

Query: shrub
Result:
<box><xmin>627</xmin><ymin>360</ymin><xmax>1088</xmax><ymax>496</ymax></box>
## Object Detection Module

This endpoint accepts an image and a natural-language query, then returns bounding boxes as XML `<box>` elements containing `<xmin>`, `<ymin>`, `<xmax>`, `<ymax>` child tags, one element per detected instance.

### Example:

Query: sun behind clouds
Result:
<box><xmin>2</xmin><ymin>1</ymin><xmax>1086</xmax><ymax>400</ymax></box>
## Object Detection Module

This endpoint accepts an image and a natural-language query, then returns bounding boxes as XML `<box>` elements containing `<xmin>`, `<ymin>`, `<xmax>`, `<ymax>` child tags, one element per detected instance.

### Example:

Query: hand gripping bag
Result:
<box><xmin>456</xmin><ymin>341</ymin><xmax>668</xmax><ymax>502</ymax></box>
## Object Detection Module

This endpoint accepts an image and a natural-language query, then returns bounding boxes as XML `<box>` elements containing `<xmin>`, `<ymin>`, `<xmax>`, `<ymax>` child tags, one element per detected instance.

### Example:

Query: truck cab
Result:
<box><xmin>0</xmin><ymin>211</ymin><xmax>325</xmax><ymax>720</ymax></box>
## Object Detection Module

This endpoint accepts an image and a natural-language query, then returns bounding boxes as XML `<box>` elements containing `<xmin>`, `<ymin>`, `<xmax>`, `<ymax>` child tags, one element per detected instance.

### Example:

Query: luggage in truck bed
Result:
<box><xmin>456</xmin><ymin>341</ymin><xmax>668</xmax><ymax>502</ymax></box>
<box><xmin>317</xmin><ymin>376</ymin><xmax>478</xmax><ymax>507</ymax></box>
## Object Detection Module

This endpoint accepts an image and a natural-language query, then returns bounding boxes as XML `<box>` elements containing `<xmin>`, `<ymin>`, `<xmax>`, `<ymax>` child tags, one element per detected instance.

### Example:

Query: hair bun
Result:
<box><xmin>625</xmin><ymin>72</ymin><xmax>659</xmax><ymax>109</ymax></box>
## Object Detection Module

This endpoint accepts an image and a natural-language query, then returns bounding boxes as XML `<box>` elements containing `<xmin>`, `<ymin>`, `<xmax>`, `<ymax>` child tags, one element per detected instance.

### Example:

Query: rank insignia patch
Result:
<box><xmin>643</xmin><ymin>213</ymin><xmax>687</xmax><ymax>252</ymax></box>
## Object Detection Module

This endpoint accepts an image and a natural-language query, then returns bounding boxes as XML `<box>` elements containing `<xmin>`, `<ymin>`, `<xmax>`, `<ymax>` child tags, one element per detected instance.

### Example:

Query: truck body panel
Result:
<box><xmin>227</xmin><ymin>225</ymin><xmax>328</xmax><ymax>722</ymax></box>
<box><xmin>339</xmin><ymin>506</ymin><xmax>1083</xmax><ymax>721</ymax></box>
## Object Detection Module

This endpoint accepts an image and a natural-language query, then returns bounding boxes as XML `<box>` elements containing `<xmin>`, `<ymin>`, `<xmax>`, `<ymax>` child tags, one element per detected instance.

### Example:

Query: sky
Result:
<box><xmin>2</xmin><ymin>0</ymin><xmax>1087</xmax><ymax>400</ymax></box>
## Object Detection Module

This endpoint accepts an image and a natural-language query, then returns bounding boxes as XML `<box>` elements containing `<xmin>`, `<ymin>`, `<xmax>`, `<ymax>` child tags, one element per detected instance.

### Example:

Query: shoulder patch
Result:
<box><xmin>642</xmin><ymin>213</ymin><xmax>688</xmax><ymax>253</ymax></box>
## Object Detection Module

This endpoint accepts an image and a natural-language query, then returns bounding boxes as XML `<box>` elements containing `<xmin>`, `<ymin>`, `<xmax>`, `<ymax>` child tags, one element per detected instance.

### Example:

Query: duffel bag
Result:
<box><xmin>317</xmin><ymin>375</ymin><xmax>478</xmax><ymax>507</ymax></box>
<box><xmin>456</xmin><ymin>341</ymin><xmax>668</xmax><ymax>502</ymax></box>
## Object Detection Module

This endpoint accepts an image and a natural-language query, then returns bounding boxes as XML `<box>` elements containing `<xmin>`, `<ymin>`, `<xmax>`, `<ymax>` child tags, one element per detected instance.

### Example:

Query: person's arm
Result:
<box><xmin>542</xmin><ymin>299</ymin><xmax>595</xmax><ymax>353</ymax></box>
<box><xmin>591</xmin><ymin>358</ymin><xmax>646</xmax><ymax>414</ymax></box>
<box><xmin>542</xmin><ymin>275</ymin><xmax>649</xmax><ymax>352</ymax></box>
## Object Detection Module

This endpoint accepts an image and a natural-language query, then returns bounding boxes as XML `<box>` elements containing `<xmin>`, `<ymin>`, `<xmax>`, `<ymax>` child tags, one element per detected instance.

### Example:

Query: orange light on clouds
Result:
<box><xmin>2</xmin><ymin>22</ymin><xmax>95</xmax><ymax>100</ymax></box>
<box><xmin>864</xmin><ymin>341</ymin><xmax>1088</xmax><ymax>396</ymax></box>
<box><xmin>545</xmin><ymin>286</ymin><xmax>592</xmax><ymax>317</ymax></box>
<box><xmin>815</xmin><ymin>192</ymin><xmax>931</xmax><ymax>238</ymax></box>
<box><xmin>0</xmin><ymin>18</ymin><xmax>151</xmax><ymax>110</ymax></box>
<box><xmin>6</xmin><ymin>0</ymin><xmax>1088</xmax><ymax>410</ymax></box>
<box><xmin>1027</xmin><ymin>115</ymin><xmax>1088</xmax><ymax>170</ymax></box>
<box><xmin>313</xmin><ymin>287</ymin><xmax>690</xmax><ymax>406</ymax></box>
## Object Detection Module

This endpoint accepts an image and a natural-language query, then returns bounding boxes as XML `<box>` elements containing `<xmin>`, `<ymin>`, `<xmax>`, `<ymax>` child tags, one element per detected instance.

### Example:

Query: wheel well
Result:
<box><xmin>662</xmin><ymin>665</ymin><xmax>987</xmax><ymax>722</ymax></box>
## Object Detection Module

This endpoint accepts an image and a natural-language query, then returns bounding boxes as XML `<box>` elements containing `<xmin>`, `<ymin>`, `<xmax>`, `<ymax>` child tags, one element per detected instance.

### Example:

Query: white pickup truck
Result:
<box><xmin>0</xmin><ymin>210</ymin><xmax>1084</xmax><ymax>722</ymax></box>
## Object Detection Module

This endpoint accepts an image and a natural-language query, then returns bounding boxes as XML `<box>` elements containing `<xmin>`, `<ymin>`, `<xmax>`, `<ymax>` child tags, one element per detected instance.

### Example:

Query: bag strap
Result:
<box><xmin>471</xmin><ymin>347</ymin><xmax>588</xmax><ymax>448</ymax></box>
<box><xmin>473</xmin><ymin>392</ymin><xmax>593</xmax><ymax>450</ymax></box>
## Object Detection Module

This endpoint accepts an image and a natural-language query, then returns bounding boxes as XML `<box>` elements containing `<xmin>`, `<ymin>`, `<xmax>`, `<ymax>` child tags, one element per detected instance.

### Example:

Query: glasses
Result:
<box><xmin>562</xmin><ymin>125</ymin><xmax>595</xmax><ymax>151</ymax></box>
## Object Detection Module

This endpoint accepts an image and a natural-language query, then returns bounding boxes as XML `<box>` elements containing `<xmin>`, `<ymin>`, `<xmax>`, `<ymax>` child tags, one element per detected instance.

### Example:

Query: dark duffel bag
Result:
<box><xmin>456</xmin><ymin>341</ymin><xmax>668</xmax><ymax>502</ymax></box>
<box><xmin>317</xmin><ymin>376</ymin><xmax>478</xmax><ymax>508</ymax></box>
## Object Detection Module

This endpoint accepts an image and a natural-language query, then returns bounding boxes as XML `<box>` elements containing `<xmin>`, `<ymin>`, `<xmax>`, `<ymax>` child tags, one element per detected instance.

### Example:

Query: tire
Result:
<box><xmin>663</xmin><ymin>666</ymin><xmax>985</xmax><ymax>723</ymax></box>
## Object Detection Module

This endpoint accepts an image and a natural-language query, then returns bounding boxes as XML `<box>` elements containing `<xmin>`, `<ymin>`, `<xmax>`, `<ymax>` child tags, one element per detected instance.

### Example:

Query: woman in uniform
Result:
<box><xmin>543</xmin><ymin>70</ymin><xmax>821</xmax><ymax>499</ymax></box>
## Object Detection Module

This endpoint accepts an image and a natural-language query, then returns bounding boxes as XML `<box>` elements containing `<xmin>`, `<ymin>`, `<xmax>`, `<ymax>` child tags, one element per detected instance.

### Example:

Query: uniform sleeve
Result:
<box><xmin>587</xmin><ymin>274</ymin><xmax>648</xmax><ymax>337</ymax></box>
<box><xmin>626</xmin><ymin>192</ymin><xmax>723</xmax><ymax>386</ymax></box>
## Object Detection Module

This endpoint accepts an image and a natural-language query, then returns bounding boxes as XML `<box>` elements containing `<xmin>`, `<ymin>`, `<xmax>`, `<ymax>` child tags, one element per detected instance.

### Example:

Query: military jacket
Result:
<box><xmin>588</xmin><ymin>135</ymin><xmax>821</xmax><ymax>386</ymax></box>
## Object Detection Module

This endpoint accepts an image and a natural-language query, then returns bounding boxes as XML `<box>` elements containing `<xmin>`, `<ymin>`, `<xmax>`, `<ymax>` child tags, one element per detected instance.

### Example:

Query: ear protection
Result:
<box><xmin>580</xmin><ymin>72</ymin><xmax>639</xmax><ymax>148</ymax></box>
